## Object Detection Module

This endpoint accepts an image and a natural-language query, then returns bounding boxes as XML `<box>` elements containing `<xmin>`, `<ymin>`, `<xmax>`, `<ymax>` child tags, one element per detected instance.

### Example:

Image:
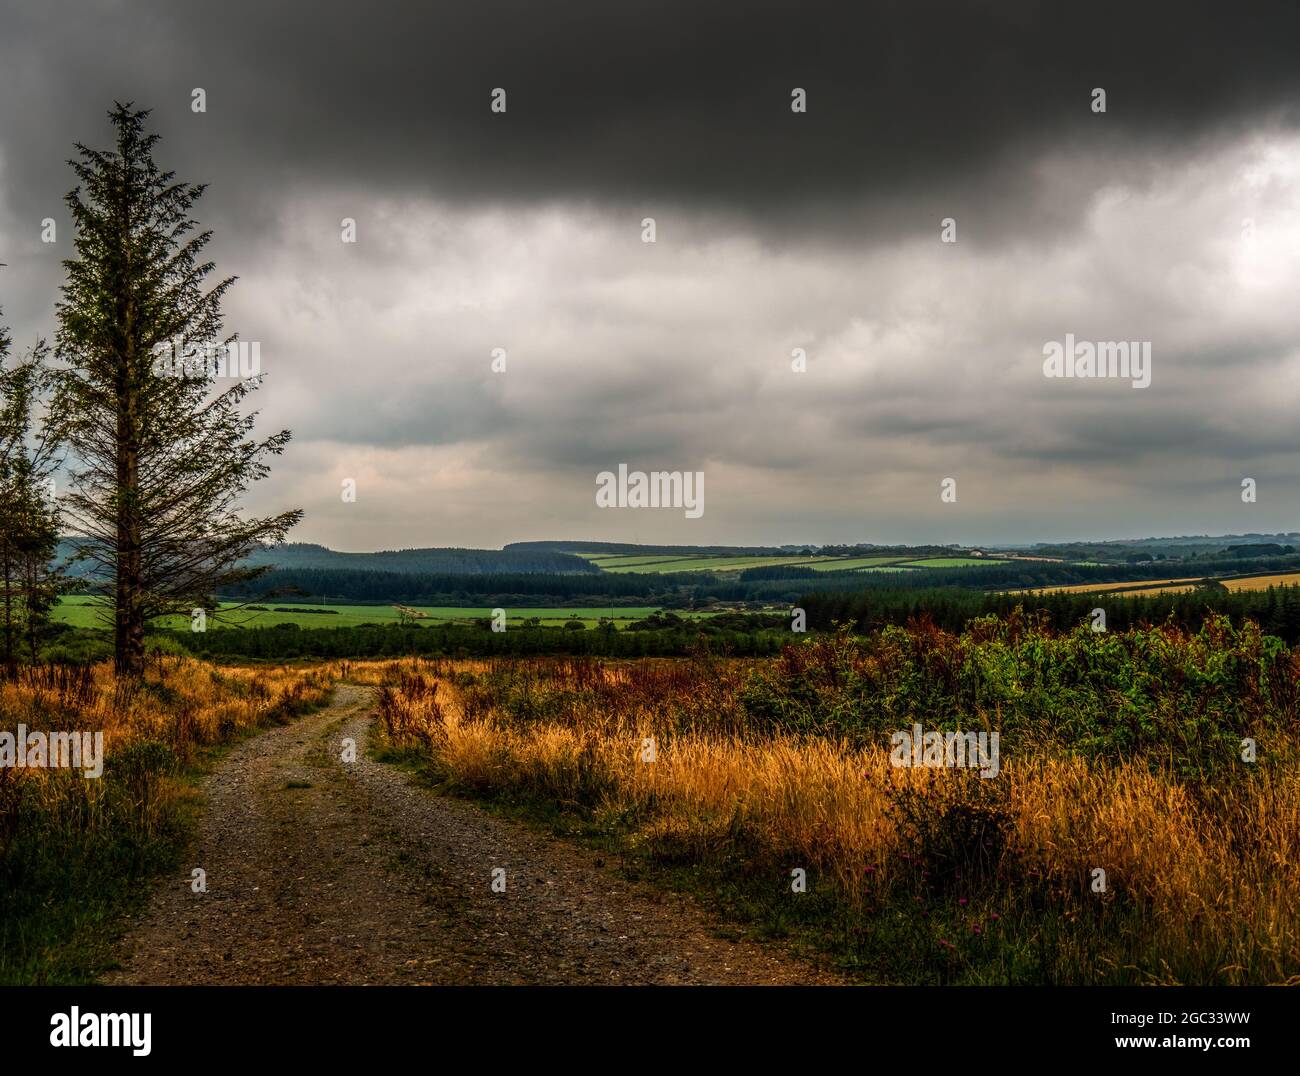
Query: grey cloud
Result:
<box><xmin>3</xmin><ymin>2</ymin><xmax>1300</xmax><ymax>546</ymax></box>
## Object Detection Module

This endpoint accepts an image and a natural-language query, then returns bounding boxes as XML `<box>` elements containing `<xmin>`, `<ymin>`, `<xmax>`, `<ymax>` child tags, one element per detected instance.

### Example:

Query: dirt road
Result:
<box><xmin>105</xmin><ymin>684</ymin><xmax>844</xmax><ymax>985</ymax></box>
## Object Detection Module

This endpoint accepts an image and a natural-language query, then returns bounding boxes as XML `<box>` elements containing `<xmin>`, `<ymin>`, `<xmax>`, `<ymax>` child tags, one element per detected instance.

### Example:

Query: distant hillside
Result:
<box><xmin>56</xmin><ymin>540</ymin><xmax>599</xmax><ymax>578</ymax></box>
<box><xmin>1027</xmin><ymin>533</ymin><xmax>1300</xmax><ymax>563</ymax></box>
<box><xmin>247</xmin><ymin>544</ymin><xmax>600</xmax><ymax>574</ymax></box>
<box><xmin>507</xmin><ymin>540</ymin><xmax>809</xmax><ymax>556</ymax></box>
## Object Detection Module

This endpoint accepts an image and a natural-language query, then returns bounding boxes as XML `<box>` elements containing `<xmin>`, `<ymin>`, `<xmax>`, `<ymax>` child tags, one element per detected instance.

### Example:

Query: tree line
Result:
<box><xmin>800</xmin><ymin>584</ymin><xmax>1300</xmax><ymax>643</ymax></box>
<box><xmin>0</xmin><ymin>319</ymin><xmax>59</xmax><ymax>670</ymax></box>
<box><xmin>214</xmin><ymin>565</ymin><xmax>709</xmax><ymax>604</ymax></box>
<box><xmin>177</xmin><ymin>622</ymin><xmax>789</xmax><ymax>660</ymax></box>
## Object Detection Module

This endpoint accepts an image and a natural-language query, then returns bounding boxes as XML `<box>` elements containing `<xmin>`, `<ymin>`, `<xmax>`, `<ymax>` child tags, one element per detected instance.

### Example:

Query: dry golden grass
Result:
<box><xmin>341</xmin><ymin>656</ymin><xmax>494</xmax><ymax>687</ymax></box>
<box><xmin>0</xmin><ymin>658</ymin><xmax>338</xmax><ymax>834</ymax></box>
<box><xmin>1004</xmin><ymin>577</ymin><xmax>1203</xmax><ymax>596</ymax></box>
<box><xmin>1006</xmin><ymin>573</ymin><xmax>1300</xmax><ymax>597</ymax></box>
<box><xmin>1</xmin><ymin>657</ymin><xmax>341</xmax><ymax>983</ymax></box>
<box><xmin>367</xmin><ymin>656</ymin><xmax>1300</xmax><ymax>984</ymax></box>
<box><xmin>1</xmin><ymin>658</ymin><xmax>337</xmax><ymax>759</ymax></box>
<box><xmin>1223</xmin><ymin>574</ymin><xmax>1300</xmax><ymax>592</ymax></box>
<box><xmin>1088</xmin><ymin>584</ymin><xmax>1201</xmax><ymax>597</ymax></box>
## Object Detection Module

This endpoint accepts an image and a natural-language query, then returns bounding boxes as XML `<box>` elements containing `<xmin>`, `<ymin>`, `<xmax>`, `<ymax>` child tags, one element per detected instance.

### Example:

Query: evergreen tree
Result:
<box><xmin>52</xmin><ymin>104</ymin><xmax>301</xmax><ymax>676</ymax></box>
<box><xmin>0</xmin><ymin>305</ymin><xmax>61</xmax><ymax>670</ymax></box>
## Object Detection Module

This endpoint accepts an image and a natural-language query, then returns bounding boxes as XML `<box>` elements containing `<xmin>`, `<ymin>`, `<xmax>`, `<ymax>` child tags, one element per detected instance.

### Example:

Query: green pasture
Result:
<box><xmin>806</xmin><ymin>556</ymin><xmax>910</xmax><ymax>571</ymax></box>
<box><xmin>897</xmin><ymin>557</ymin><xmax>999</xmax><ymax>568</ymax></box>
<box><xmin>54</xmin><ymin>596</ymin><xmax>694</xmax><ymax>631</ymax></box>
<box><xmin>589</xmin><ymin>554</ymin><xmax>839</xmax><ymax>574</ymax></box>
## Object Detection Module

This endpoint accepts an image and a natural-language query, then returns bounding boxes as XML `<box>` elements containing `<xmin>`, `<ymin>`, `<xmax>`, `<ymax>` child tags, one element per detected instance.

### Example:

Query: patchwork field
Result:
<box><xmin>53</xmin><ymin>596</ymin><xmax>691</xmax><ymax>631</ymax></box>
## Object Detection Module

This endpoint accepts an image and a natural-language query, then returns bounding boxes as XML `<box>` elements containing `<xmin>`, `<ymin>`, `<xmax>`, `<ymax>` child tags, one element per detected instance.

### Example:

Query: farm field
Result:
<box><xmin>1224</xmin><ymin>572</ymin><xmax>1300</xmax><ymax>591</ymax></box>
<box><xmin>806</xmin><ymin>556</ymin><xmax>910</xmax><ymax>570</ymax></box>
<box><xmin>580</xmin><ymin>554</ymin><xmax>701</xmax><ymax>568</ymax></box>
<box><xmin>583</xmin><ymin>553</ymin><xmax>837</xmax><ymax>573</ymax></box>
<box><xmin>52</xmin><ymin>596</ymin><xmax>691</xmax><ymax>631</ymax></box>
<box><xmin>1004</xmin><ymin>570</ymin><xmax>1300</xmax><ymax>598</ymax></box>
<box><xmin>898</xmin><ymin>557</ymin><xmax>998</xmax><ymax>568</ymax></box>
<box><xmin>1004</xmin><ymin>577</ymin><xmax>1206</xmax><ymax>596</ymax></box>
<box><xmin>579</xmin><ymin>551</ymin><xmax>1027</xmax><ymax>575</ymax></box>
<box><xmin>1089</xmin><ymin>584</ymin><xmax>1202</xmax><ymax>597</ymax></box>
<box><xmin>1106</xmin><ymin>575</ymin><xmax>1300</xmax><ymax>598</ymax></box>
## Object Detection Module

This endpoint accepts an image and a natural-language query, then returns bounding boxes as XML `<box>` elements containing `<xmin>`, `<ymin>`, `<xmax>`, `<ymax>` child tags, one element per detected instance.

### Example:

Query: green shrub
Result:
<box><xmin>741</xmin><ymin>613</ymin><xmax>1296</xmax><ymax>778</ymax></box>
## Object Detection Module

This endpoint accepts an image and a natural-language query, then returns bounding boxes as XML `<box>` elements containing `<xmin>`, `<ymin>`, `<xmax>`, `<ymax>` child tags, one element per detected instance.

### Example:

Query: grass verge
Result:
<box><xmin>0</xmin><ymin>660</ymin><xmax>337</xmax><ymax>984</ymax></box>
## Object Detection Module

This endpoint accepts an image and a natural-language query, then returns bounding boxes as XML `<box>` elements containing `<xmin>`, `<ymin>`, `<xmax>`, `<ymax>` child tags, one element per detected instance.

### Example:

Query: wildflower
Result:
<box><xmin>958</xmin><ymin>898</ymin><xmax>968</xmax><ymax>906</ymax></box>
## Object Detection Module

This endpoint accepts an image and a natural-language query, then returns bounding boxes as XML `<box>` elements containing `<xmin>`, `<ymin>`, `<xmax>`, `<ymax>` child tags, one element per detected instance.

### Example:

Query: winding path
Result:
<box><xmin>105</xmin><ymin>684</ymin><xmax>844</xmax><ymax>985</ymax></box>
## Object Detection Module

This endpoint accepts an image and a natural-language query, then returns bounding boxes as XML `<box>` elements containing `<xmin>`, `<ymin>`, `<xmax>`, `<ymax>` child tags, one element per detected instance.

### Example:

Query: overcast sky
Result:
<box><xmin>2</xmin><ymin>1</ymin><xmax>1299</xmax><ymax>550</ymax></box>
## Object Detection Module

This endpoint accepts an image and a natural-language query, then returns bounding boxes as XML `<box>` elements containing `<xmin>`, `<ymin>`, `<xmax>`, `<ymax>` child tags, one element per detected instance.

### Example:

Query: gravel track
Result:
<box><xmin>105</xmin><ymin>684</ymin><xmax>845</xmax><ymax>985</ymax></box>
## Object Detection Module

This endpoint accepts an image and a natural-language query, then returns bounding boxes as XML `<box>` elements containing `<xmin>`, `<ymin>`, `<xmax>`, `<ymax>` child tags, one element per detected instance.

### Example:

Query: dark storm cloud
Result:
<box><xmin>5</xmin><ymin>1</ymin><xmax>1300</xmax><ymax>231</ymax></box>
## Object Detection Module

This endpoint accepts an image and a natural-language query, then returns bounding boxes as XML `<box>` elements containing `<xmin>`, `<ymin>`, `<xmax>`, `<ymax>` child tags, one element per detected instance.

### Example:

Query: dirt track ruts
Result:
<box><xmin>105</xmin><ymin>684</ymin><xmax>846</xmax><ymax>985</ymax></box>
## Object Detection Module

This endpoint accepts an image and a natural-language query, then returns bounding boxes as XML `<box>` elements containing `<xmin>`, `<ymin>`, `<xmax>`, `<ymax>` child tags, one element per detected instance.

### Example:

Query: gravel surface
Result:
<box><xmin>105</xmin><ymin>684</ymin><xmax>846</xmax><ymax>985</ymax></box>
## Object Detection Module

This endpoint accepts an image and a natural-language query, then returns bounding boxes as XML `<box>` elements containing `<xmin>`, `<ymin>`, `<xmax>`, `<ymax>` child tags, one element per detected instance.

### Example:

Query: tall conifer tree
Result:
<box><xmin>53</xmin><ymin>104</ymin><xmax>301</xmax><ymax>676</ymax></box>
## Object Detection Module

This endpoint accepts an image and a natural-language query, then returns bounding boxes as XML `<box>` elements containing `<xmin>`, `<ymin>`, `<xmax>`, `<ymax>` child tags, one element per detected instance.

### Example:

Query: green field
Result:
<box><xmin>897</xmin><ymin>557</ymin><xmax>998</xmax><ymax>568</ymax></box>
<box><xmin>576</xmin><ymin>551</ymin><xmax>1008</xmax><ymax>575</ymax></box>
<box><xmin>54</xmin><ymin>596</ymin><xmax>694</xmax><ymax>631</ymax></box>
<box><xmin>588</xmin><ymin>554</ymin><xmax>837</xmax><ymax>574</ymax></box>
<box><xmin>580</xmin><ymin>554</ymin><xmax>694</xmax><ymax>568</ymax></box>
<box><xmin>806</xmin><ymin>556</ymin><xmax>910</xmax><ymax>571</ymax></box>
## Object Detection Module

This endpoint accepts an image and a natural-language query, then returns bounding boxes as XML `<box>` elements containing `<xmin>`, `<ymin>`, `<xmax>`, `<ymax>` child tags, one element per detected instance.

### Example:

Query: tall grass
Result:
<box><xmin>0</xmin><ymin>658</ymin><xmax>336</xmax><ymax>983</ymax></box>
<box><xmin>368</xmin><ymin>618</ymin><xmax>1300</xmax><ymax>985</ymax></box>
